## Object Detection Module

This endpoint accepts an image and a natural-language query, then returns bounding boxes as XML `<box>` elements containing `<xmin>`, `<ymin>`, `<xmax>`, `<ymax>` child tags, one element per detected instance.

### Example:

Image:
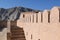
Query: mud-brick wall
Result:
<box><xmin>7</xmin><ymin>21</ymin><xmax>17</xmax><ymax>40</ymax></box>
<box><xmin>7</xmin><ymin>33</ymin><xmax>11</xmax><ymax>40</ymax></box>
<box><xmin>0</xmin><ymin>21</ymin><xmax>7</xmax><ymax>27</ymax></box>
<box><xmin>11</xmin><ymin>21</ymin><xmax>17</xmax><ymax>26</ymax></box>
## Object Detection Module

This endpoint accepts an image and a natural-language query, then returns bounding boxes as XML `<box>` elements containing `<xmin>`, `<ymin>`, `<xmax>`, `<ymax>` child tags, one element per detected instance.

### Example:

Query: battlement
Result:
<box><xmin>18</xmin><ymin>7</ymin><xmax>60</xmax><ymax>23</ymax></box>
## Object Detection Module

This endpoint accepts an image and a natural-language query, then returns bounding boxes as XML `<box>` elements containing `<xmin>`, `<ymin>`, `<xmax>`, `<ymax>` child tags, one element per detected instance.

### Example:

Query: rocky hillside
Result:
<box><xmin>0</xmin><ymin>7</ymin><xmax>40</xmax><ymax>21</ymax></box>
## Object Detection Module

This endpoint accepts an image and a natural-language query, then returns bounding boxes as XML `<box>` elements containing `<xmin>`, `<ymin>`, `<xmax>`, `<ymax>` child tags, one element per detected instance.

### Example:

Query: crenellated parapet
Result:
<box><xmin>17</xmin><ymin>7</ymin><xmax>60</xmax><ymax>24</ymax></box>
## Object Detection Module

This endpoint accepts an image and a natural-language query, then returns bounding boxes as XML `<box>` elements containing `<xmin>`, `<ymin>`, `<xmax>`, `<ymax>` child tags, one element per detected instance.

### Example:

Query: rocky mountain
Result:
<box><xmin>0</xmin><ymin>7</ymin><xmax>40</xmax><ymax>21</ymax></box>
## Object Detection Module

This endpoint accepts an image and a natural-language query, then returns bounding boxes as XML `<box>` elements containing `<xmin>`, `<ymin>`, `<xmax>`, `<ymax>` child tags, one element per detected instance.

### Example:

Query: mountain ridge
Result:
<box><xmin>0</xmin><ymin>7</ymin><xmax>40</xmax><ymax>21</ymax></box>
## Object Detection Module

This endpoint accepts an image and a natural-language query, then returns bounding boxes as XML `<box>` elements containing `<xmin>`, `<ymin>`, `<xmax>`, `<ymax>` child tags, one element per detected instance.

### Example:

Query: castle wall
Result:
<box><xmin>0</xmin><ymin>28</ymin><xmax>7</xmax><ymax>40</ymax></box>
<box><xmin>17</xmin><ymin>7</ymin><xmax>60</xmax><ymax>40</ymax></box>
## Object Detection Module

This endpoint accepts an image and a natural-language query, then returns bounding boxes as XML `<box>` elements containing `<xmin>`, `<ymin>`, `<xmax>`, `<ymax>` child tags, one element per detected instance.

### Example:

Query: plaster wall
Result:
<box><xmin>17</xmin><ymin>7</ymin><xmax>60</xmax><ymax>40</ymax></box>
<box><xmin>0</xmin><ymin>28</ymin><xmax>7</xmax><ymax>40</ymax></box>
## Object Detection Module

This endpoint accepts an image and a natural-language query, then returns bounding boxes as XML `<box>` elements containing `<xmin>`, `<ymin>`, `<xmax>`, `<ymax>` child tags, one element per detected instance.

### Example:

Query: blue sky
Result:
<box><xmin>0</xmin><ymin>0</ymin><xmax>60</xmax><ymax>10</ymax></box>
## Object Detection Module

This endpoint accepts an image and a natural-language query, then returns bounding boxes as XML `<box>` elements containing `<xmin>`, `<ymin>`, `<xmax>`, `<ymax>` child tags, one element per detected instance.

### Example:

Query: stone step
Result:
<box><xmin>12</xmin><ymin>35</ymin><xmax>24</xmax><ymax>37</ymax></box>
<box><xmin>11</xmin><ymin>34</ymin><xmax>25</xmax><ymax>36</ymax></box>
<box><xmin>11</xmin><ymin>36</ymin><xmax>25</xmax><ymax>38</ymax></box>
<box><xmin>11</xmin><ymin>35</ymin><xmax>25</xmax><ymax>38</ymax></box>
<box><xmin>11</xmin><ymin>27</ymin><xmax>23</xmax><ymax>30</ymax></box>
<box><xmin>11</xmin><ymin>38</ymin><xmax>26</xmax><ymax>40</ymax></box>
<box><xmin>11</xmin><ymin>30</ymin><xmax>24</xmax><ymax>32</ymax></box>
<box><xmin>11</xmin><ymin>31</ymin><xmax>24</xmax><ymax>33</ymax></box>
<box><xmin>11</xmin><ymin>28</ymin><xmax>23</xmax><ymax>30</ymax></box>
<box><xmin>12</xmin><ymin>32</ymin><xmax>24</xmax><ymax>35</ymax></box>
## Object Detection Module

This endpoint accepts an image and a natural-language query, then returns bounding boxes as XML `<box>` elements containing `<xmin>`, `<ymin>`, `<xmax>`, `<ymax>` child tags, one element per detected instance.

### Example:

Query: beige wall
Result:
<box><xmin>50</xmin><ymin>7</ymin><xmax>59</xmax><ymax>23</ymax></box>
<box><xmin>0</xmin><ymin>28</ymin><xmax>7</xmax><ymax>40</ymax></box>
<box><xmin>22</xmin><ymin>23</ymin><xmax>60</xmax><ymax>40</ymax></box>
<box><xmin>38</xmin><ymin>12</ymin><xmax>41</xmax><ymax>23</ymax></box>
<box><xmin>17</xmin><ymin>7</ymin><xmax>60</xmax><ymax>40</ymax></box>
<box><xmin>43</xmin><ymin>10</ymin><xmax>50</xmax><ymax>23</ymax></box>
